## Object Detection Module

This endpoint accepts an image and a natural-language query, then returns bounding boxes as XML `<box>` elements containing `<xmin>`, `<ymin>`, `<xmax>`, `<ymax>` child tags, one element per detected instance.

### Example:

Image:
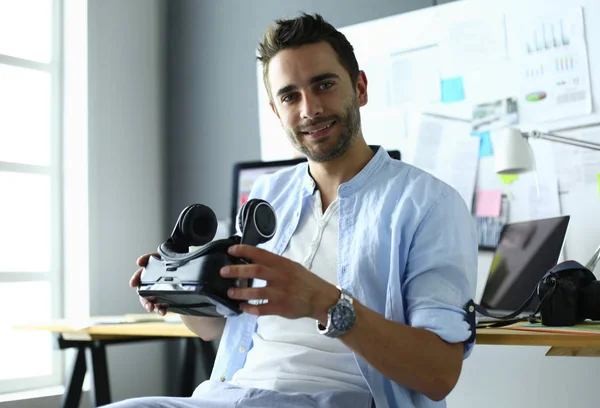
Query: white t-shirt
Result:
<box><xmin>229</xmin><ymin>191</ymin><xmax>369</xmax><ymax>394</ymax></box>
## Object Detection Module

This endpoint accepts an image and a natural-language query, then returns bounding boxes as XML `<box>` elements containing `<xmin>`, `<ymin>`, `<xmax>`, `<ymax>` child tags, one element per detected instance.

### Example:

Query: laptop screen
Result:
<box><xmin>480</xmin><ymin>215</ymin><xmax>570</xmax><ymax>312</ymax></box>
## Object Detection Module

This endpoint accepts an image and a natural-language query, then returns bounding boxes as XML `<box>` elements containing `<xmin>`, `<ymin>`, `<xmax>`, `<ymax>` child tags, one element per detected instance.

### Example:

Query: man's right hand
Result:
<box><xmin>130</xmin><ymin>253</ymin><xmax>168</xmax><ymax>316</ymax></box>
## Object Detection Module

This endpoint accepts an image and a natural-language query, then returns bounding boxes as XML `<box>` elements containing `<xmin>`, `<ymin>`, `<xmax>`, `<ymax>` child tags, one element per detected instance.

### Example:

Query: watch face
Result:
<box><xmin>332</xmin><ymin>303</ymin><xmax>355</xmax><ymax>332</ymax></box>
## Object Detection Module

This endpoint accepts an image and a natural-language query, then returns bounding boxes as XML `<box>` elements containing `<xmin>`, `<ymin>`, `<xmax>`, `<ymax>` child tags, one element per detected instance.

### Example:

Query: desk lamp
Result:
<box><xmin>492</xmin><ymin>127</ymin><xmax>600</xmax><ymax>175</ymax></box>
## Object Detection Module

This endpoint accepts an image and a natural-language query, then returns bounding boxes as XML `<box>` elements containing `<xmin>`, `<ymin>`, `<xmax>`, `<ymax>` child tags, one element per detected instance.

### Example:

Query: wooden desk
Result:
<box><xmin>14</xmin><ymin>316</ymin><xmax>215</xmax><ymax>408</ymax></box>
<box><xmin>15</xmin><ymin>318</ymin><xmax>600</xmax><ymax>407</ymax></box>
<box><xmin>17</xmin><ymin>317</ymin><xmax>197</xmax><ymax>339</ymax></box>
<box><xmin>476</xmin><ymin>323</ymin><xmax>600</xmax><ymax>357</ymax></box>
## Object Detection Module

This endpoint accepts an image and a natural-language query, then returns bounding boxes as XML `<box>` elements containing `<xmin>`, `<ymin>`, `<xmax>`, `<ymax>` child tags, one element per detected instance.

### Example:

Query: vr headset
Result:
<box><xmin>138</xmin><ymin>199</ymin><xmax>277</xmax><ymax>317</ymax></box>
<box><xmin>474</xmin><ymin>260</ymin><xmax>600</xmax><ymax>327</ymax></box>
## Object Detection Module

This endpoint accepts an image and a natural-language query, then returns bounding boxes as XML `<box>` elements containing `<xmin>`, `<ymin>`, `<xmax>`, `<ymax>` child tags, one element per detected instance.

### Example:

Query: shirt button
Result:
<box><xmin>219</xmin><ymin>376</ymin><xmax>226</xmax><ymax>382</ymax></box>
<box><xmin>239</xmin><ymin>347</ymin><xmax>245</xmax><ymax>353</ymax></box>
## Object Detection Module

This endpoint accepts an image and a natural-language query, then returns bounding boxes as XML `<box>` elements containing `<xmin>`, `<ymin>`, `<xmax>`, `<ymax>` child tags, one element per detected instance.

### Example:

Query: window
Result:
<box><xmin>0</xmin><ymin>0</ymin><xmax>63</xmax><ymax>394</ymax></box>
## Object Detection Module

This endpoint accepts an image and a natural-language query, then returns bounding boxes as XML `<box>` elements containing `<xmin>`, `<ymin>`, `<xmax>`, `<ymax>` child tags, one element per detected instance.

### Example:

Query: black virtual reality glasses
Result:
<box><xmin>138</xmin><ymin>199</ymin><xmax>277</xmax><ymax>317</ymax></box>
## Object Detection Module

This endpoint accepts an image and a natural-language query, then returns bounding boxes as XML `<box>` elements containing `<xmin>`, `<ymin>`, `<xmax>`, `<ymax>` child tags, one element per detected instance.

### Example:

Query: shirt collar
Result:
<box><xmin>301</xmin><ymin>163</ymin><xmax>316</xmax><ymax>196</ymax></box>
<box><xmin>338</xmin><ymin>145</ymin><xmax>388</xmax><ymax>198</ymax></box>
<box><xmin>299</xmin><ymin>145</ymin><xmax>390</xmax><ymax>198</ymax></box>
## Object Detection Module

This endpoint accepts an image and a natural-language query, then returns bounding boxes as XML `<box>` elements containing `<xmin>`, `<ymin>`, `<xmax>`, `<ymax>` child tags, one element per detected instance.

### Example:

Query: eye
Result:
<box><xmin>281</xmin><ymin>93</ymin><xmax>297</xmax><ymax>103</ymax></box>
<box><xmin>318</xmin><ymin>82</ymin><xmax>333</xmax><ymax>90</ymax></box>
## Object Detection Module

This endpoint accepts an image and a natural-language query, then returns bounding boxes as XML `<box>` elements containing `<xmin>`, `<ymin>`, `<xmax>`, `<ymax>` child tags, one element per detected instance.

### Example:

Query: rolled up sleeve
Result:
<box><xmin>404</xmin><ymin>186</ymin><xmax>478</xmax><ymax>358</ymax></box>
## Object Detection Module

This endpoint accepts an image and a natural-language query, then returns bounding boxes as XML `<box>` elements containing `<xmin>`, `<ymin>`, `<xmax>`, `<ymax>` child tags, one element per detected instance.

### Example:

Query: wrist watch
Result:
<box><xmin>317</xmin><ymin>286</ymin><xmax>356</xmax><ymax>338</ymax></box>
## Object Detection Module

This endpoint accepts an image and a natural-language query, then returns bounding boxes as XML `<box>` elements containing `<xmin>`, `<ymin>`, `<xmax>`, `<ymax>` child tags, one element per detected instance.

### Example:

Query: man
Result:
<box><xmin>114</xmin><ymin>13</ymin><xmax>477</xmax><ymax>408</ymax></box>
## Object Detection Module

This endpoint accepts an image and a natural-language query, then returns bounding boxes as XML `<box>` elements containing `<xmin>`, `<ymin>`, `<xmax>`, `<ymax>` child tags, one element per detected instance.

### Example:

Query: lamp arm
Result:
<box><xmin>586</xmin><ymin>245</ymin><xmax>600</xmax><ymax>274</ymax></box>
<box><xmin>528</xmin><ymin>130</ymin><xmax>600</xmax><ymax>151</ymax></box>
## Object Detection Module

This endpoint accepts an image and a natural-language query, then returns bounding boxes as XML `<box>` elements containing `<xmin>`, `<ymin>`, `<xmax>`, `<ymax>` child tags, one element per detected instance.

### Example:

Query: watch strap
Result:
<box><xmin>317</xmin><ymin>286</ymin><xmax>354</xmax><ymax>337</ymax></box>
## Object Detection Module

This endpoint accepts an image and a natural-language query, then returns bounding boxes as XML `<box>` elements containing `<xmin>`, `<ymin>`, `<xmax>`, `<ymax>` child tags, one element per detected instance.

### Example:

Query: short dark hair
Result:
<box><xmin>257</xmin><ymin>13</ymin><xmax>360</xmax><ymax>101</ymax></box>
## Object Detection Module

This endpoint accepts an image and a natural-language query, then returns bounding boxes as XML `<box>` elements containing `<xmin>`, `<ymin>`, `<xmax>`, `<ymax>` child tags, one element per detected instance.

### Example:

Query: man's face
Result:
<box><xmin>267</xmin><ymin>42</ymin><xmax>367</xmax><ymax>162</ymax></box>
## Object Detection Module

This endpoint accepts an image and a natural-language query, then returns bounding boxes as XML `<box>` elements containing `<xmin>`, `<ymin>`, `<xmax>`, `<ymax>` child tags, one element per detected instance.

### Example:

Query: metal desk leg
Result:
<box><xmin>85</xmin><ymin>341</ymin><xmax>111</xmax><ymax>406</ymax></box>
<box><xmin>199</xmin><ymin>339</ymin><xmax>216</xmax><ymax>378</ymax></box>
<box><xmin>181</xmin><ymin>338</ymin><xmax>197</xmax><ymax>397</ymax></box>
<box><xmin>56</xmin><ymin>335</ymin><xmax>171</xmax><ymax>407</ymax></box>
<box><xmin>180</xmin><ymin>338</ymin><xmax>217</xmax><ymax>397</ymax></box>
<box><xmin>61</xmin><ymin>348</ymin><xmax>87</xmax><ymax>408</ymax></box>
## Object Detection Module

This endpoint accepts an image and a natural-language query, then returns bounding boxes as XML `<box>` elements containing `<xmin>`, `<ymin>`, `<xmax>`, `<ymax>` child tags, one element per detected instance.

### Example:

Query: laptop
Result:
<box><xmin>476</xmin><ymin>215</ymin><xmax>570</xmax><ymax>322</ymax></box>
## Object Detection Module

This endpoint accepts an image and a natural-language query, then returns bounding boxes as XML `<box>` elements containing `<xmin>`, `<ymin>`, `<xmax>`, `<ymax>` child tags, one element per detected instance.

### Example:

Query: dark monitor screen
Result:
<box><xmin>480</xmin><ymin>215</ymin><xmax>570</xmax><ymax>312</ymax></box>
<box><xmin>229</xmin><ymin>148</ymin><xmax>400</xmax><ymax>236</ymax></box>
<box><xmin>229</xmin><ymin>157</ymin><xmax>305</xmax><ymax>235</ymax></box>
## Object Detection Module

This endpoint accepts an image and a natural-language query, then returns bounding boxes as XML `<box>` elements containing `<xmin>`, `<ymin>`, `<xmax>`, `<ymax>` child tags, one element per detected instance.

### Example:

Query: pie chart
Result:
<box><xmin>525</xmin><ymin>91</ymin><xmax>547</xmax><ymax>102</ymax></box>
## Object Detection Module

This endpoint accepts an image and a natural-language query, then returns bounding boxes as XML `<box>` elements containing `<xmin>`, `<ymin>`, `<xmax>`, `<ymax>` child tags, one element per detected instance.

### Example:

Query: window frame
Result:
<box><xmin>0</xmin><ymin>0</ymin><xmax>64</xmax><ymax>394</ymax></box>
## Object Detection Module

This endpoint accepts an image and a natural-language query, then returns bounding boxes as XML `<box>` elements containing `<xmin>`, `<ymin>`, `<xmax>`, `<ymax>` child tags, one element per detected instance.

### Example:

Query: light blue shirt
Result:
<box><xmin>210</xmin><ymin>146</ymin><xmax>478</xmax><ymax>408</ymax></box>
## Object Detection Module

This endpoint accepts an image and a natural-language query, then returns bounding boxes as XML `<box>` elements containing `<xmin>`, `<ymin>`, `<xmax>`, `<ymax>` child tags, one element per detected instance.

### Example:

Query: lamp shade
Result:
<box><xmin>491</xmin><ymin>128</ymin><xmax>533</xmax><ymax>174</ymax></box>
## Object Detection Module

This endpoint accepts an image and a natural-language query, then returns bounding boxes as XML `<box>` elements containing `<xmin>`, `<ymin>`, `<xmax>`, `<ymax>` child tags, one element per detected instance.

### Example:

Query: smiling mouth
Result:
<box><xmin>301</xmin><ymin>121</ymin><xmax>336</xmax><ymax>135</ymax></box>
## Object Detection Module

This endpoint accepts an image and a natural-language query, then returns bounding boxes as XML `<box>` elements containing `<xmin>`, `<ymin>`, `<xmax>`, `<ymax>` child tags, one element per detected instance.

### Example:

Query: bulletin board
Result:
<box><xmin>255</xmin><ymin>0</ymin><xmax>600</xmax><ymax>264</ymax></box>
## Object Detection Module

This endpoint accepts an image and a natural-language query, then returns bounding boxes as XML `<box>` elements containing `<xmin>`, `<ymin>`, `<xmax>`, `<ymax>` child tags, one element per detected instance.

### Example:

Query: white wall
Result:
<box><xmin>86</xmin><ymin>0</ymin><xmax>169</xmax><ymax>403</ymax></box>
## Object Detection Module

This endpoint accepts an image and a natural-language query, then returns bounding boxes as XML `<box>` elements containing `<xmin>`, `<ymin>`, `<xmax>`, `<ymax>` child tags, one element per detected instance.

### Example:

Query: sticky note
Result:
<box><xmin>476</xmin><ymin>190</ymin><xmax>503</xmax><ymax>217</ymax></box>
<box><xmin>472</xmin><ymin>131</ymin><xmax>494</xmax><ymax>157</ymax></box>
<box><xmin>499</xmin><ymin>174</ymin><xmax>519</xmax><ymax>184</ymax></box>
<box><xmin>441</xmin><ymin>77</ymin><xmax>465</xmax><ymax>103</ymax></box>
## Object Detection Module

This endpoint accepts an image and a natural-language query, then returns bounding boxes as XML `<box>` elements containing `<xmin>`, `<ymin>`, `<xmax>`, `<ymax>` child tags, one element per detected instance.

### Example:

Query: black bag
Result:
<box><xmin>537</xmin><ymin>260</ymin><xmax>600</xmax><ymax>326</ymax></box>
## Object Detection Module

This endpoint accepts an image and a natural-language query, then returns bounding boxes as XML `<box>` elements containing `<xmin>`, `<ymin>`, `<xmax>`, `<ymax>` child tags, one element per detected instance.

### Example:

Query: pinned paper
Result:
<box><xmin>500</xmin><ymin>174</ymin><xmax>519</xmax><ymax>184</ymax></box>
<box><xmin>476</xmin><ymin>190</ymin><xmax>503</xmax><ymax>217</ymax></box>
<box><xmin>472</xmin><ymin>131</ymin><xmax>494</xmax><ymax>157</ymax></box>
<box><xmin>412</xmin><ymin>118</ymin><xmax>479</xmax><ymax>212</ymax></box>
<box><xmin>441</xmin><ymin>77</ymin><xmax>465</xmax><ymax>103</ymax></box>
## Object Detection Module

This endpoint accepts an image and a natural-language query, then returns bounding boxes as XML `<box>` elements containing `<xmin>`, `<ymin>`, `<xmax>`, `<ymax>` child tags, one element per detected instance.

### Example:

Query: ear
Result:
<box><xmin>356</xmin><ymin>70</ymin><xmax>368</xmax><ymax>107</ymax></box>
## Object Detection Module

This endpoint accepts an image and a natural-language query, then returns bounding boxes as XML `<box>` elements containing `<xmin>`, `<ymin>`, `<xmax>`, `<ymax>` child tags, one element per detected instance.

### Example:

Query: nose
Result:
<box><xmin>300</xmin><ymin>92</ymin><xmax>323</xmax><ymax>119</ymax></box>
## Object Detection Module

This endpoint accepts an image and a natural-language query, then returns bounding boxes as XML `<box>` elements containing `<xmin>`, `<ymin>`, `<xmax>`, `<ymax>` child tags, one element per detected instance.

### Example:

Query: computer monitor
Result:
<box><xmin>229</xmin><ymin>147</ymin><xmax>401</xmax><ymax>235</ymax></box>
<box><xmin>480</xmin><ymin>215</ymin><xmax>570</xmax><ymax>312</ymax></box>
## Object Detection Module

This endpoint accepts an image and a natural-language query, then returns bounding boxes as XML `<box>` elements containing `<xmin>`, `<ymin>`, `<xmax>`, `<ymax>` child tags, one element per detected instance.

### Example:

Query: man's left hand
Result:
<box><xmin>221</xmin><ymin>244</ymin><xmax>339</xmax><ymax>322</ymax></box>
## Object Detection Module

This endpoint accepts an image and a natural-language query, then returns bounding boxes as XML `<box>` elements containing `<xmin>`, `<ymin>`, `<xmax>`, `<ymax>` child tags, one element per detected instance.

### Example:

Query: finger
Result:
<box><xmin>155</xmin><ymin>305</ymin><xmax>168</xmax><ymax>316</ymax></box>
<box><xmin>140</xmin><ymin>296</ymin><xmax>154</xmax><ymax>312</ymax></box>
<box><xmin>140</xmin><ymin>295</ymin><xmax>160</xmax><ymax>311</ymax></box>
<box><xmin>227</xmin><ymin>287</ymin><xmax>272</xmax><ymax>301</ymax></box>
<box><xmin>137</xmin><ymin>252</ymin><xmax>158</xmax><ymax>267</ymax></box>
<box><xmin>227</xmin><ymin>245</ymin><xmax>283</xmax><ymax>267</ymax></box>
<box><xmin>130</xmin><ymin>268</ymin><xmax>143</xmax><ymax>287</ymax></box>
<box><xmin>240</xmin><ymin>302</ymin><xmax>279</xmax><ymax>316</ymax></box>
<box><xmin>220</xmin><ymin>264</ymin><xmax>275</xmax><ymax>281</ymax></box>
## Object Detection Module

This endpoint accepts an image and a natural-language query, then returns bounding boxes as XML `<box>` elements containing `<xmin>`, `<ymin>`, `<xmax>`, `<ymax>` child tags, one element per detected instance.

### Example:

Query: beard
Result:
<box><xmin>285</xmin><ymin>95</ymin><xmax>361</xmax><ymax>163</ymax></box>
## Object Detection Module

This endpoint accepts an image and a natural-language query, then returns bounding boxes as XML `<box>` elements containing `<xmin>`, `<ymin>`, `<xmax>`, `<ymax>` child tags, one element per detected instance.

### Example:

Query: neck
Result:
<box><xmin>308</xmin><ymin>136</ymin><xmax>374</xmax><ymax>210</ymax></box>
